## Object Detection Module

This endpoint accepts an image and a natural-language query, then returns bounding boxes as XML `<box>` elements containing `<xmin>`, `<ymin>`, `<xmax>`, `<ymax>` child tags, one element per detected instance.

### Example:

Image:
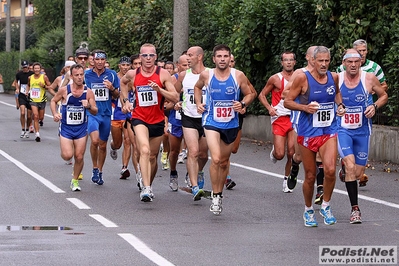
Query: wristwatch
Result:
<box><xmin>123</xmin><ymin>98</ymin><xmax>129</xmax><ymax>103</ymax></box>
<box><xmin>241</xmin><ymin>101</ymin><xmax>246</xmax><ymax>108</ymax></box>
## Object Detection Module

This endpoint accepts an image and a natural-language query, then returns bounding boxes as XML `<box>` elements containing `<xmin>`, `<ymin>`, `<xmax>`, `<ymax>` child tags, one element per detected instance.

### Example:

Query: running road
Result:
<box><xmin>0</xmin><ymin>93</ymin><xmax>398</xmax><ymax>266</ymax></box>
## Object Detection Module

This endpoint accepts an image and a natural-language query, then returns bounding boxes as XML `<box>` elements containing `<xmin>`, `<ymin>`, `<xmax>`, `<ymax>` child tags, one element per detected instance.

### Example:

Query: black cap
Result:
<box><xmin>21</xmin><ymin>60</ymin><xmax>29</xmax><ymax>67</ymax></box>
<box><xmin>119</xmin><ymin>56</ymin><xmax>131</xmax><ymax>64</ymax></box>
<box><xmin>75</xmin><ymin>47</ymin><xmax>89</xmax><ymax>57</ymax></box>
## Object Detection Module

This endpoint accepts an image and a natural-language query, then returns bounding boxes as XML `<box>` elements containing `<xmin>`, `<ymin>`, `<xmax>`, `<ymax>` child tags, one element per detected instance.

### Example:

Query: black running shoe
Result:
<box><xmin>287</xmin><ymin>159</ymin><xmax>299</xmax><ymax>189</ymax></box>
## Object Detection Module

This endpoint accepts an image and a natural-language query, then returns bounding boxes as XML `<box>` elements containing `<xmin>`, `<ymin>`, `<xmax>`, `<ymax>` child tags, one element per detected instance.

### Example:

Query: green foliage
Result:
<box><xmin>0</xmin><ymin>20</ymin><xmax>37</xmax><ymax>51</ymax></box>
<box><xmin>0</xmin><ymin>51</ymin><xmax>20</xmax><ymax>92</ymax></box>
<box><xmin>90</xmin><ymin>0</ymin><xmax>173</xmax><ymax>58</ymax></box>
<box><xmin>32</xmin><ymin>0</ymin><xmax>93</xmax><ymax>38</ymax></box>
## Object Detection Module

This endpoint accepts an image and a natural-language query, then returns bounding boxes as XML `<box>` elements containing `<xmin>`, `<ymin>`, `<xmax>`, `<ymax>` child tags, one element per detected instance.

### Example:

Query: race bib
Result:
<box><xmin>30</xmin><ymin>88</ymin><xmax>40</xmax><ymax>99</ymax></box>
<box><xmin>213</xmin><ymin>100</ymin><xmax>235</xmax><ymax>123</ymax></box>
<box><xmin>312</xmin><ymin>102</ymin><xmax>334</xmax><ymax>127</ymax></box>
<box><xmin>137</xmin><ymin>85</ymin><xmax>158</xmax><ymax>107</ymax></box>
<box><xmin>92</xmin><ymin>83</ymin><xmax>109</xmax><ymax>101</ymax></box>
<box><xmin>187</xmin><ymin>89</ymin><xmax>206</xmax><ymax>107</ymax></box>
<box><xmin>20</xmin><ymin>84</ymin><xmax>27</xmax><ymax>94</ymax></box>
<box><xmin>66</xmin><ymin>106</ymin><xmax>85</xmax><ymax>125</ymax></box>
<box><xmin>341</xmin><ymin>106</ymin><xmax>363</xmax><ymax>129</ymax></box>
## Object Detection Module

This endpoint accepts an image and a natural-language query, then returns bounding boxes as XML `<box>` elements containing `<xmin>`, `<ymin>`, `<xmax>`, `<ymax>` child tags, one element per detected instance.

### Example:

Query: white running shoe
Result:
<box><xmin>24</xmin><ymin>131</ymin><xmax>30</xmax><ymax>138</ymax></box>
<box><xmin>283</xmin><ymin>178</ymin><xmax>293</xmax><ymax>193</ymax></box>
<box><xmin>210</xmin><ymin>193</ymin><xmax>223</xmax><ymax>215</ymax></box>
<box><xmin>20</xmin><ymin>131</ymin><xmax>25</xmax><ymax>138</ymax></box>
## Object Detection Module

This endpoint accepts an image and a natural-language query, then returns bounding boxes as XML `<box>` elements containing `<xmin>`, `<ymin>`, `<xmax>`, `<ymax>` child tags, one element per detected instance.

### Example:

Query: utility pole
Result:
<box><xmin>65</xmin><ymin>0</ymin><xmax>73</xmax><ymax>60</ymax></box>
<box><xmin>172</xmin><ymin>0</ymin><xmax>189</xmax><ymax>62</ymax></box>
<box><xmin>6</xmin><ymin>0</ymin><xmax>11</xmax><ymax>52</ymax></box>
<box><xmin>88</xmin><ymin>0</ymin><xmax>92</xmax><ymax>38</ymax></box>
<box><xmin>20</xmin><ymin>0</ymin><xmax>26</xmax><ymax>53</ymax></box>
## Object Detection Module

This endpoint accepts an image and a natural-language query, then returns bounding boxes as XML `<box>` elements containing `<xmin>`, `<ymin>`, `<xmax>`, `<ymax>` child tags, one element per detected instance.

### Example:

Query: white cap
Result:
<box><xmin>64</xmin><ymin>61</ymin><xmax>75</xmax><ymax>67</ymax></box>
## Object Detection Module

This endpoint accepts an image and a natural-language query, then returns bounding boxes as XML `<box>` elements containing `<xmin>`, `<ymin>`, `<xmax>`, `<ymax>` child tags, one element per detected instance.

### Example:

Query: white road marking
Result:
<box><xmin>67</xmin><ymin>198</ymin><xmax>91</xmax><ymax>209</ymax></box>
<box><xmin>0</xmin><ymin>149</ymin><xmax>65</xmax><ymax>193</ymax></box>
<box><xmin>89</xmin><ymin>214</ymin><xmax>118</xmax><ymax>228</ymax></box>
<box><xmin>230</xmin><ymin>162</ymin><xmax>399</xmax><ymax>209</ymax></box>
<box><xmin>118</xmin><ymin>233</ymin><xmax>175</xmax><ymax>266</ymax></box>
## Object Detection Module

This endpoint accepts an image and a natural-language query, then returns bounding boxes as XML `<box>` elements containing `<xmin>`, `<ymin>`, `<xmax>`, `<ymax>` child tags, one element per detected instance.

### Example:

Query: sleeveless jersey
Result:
<box><xmin>203</xmin><ymin>68</ymin><xmax>240</xmax><ymax>129</ymax></box>
<box><xmin>29</xmin><ymin>74</ymin><xmax>47</xmax><ymax>103</ymax></box>
<box><xmin>132</xmin><ymin>66</ymin><xmax>165</xmax><ymax>124</ymax></box>
<box><xmin>182</xmin><ymin>68</ymin><xmax>207</xmax><ymax>118</ymax></box>
<box><xmin>61</xmin><ymin>85</ymin><xmax>88</xmax><ymax>126</ymax></box>
<box><xmin>337</xmin><ymin>71</ymin><xmax>372</xmax><ymax>136</ymax></box>
<box><xmin>296</xmin><ymin>71</ymin><xmax>337</xmax><ymax>137</ymax></box>
<box><xmin>84</xmin><ymin>68</ymin><xmax>119</xmax><ymax>116</ymax></box>
<box><xmin>290</xmin><ymin>68</ymin><xmax>308</xmax><ymax>126</ymax></box>
<box><xmin>271</xmin><ymin>73</ymin><xmax>291</xmax><ymax>124</ymax></box>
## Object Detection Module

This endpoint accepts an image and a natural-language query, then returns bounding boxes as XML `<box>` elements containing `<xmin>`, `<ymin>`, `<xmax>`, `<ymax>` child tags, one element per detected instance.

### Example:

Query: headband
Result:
<box><xmin>94</xmin><ymin>52</ymin><xmax>107</xmax><ymax>59</ymax></box>
<box><xmin>343</xmin><ymin>53</ymin><xmax>361</xmax><ymax>60</ymax></box>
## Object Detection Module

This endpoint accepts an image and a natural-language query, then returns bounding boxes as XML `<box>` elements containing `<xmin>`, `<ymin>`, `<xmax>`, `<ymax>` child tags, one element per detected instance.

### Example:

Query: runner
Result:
<box><xmin>337</xmin><ymin>49</ymin><xmax>387</xmax><ymax>223</ymax></box>
<box><xmin>175</xmin><ymin>46</ymin><xmax>209</xmax><ymax>200</ymax></box>
<box><xmin>284</xmin><ymin>46</ymin><xmax>345</xmax><ymax>227</ymax></box>
<box><xmin>15</xmin><ymin>60</ymin><xmax>34</xmax><ymax>138</ymax></box>
<box><xmin>50</xmin><ymin>64</ymin><xmax>98</xmax><ymax>191</ymax></box>
<box><xmin>84</xmin><ymin>49</ymin><xmax>120</xmax><ymax>185</ymax></box>
<box><xmin>167</xmin><ymin>54</ymin><xmax>189</xmax><ymax>191</ymax></box>
<box><xmin>25</xmin><ymin>62</ymin><xmax>55</xmax><ymax>142</ymax></box>
<box><xmin>120</xmin><ymin>43</ymin><xmax>179</xmax><ymax>202</ymax></box>
<box><xmin>259</xmin><ymin>51</ymin><xmax>296</xmax><ymax>193</ymax></box>
<box><xmin>194</xmin><ymin>44</ymin><xmax>256</xmax><ymax>214</ymax></box>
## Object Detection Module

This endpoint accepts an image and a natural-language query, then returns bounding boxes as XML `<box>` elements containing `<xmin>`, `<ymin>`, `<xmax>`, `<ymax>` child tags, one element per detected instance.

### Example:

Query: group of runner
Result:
<box><xmin>13</xmin><ymin>39</ymin><xmax>388</xmax><ymax>222</ymax></box>
<box><xmin>260</xmin><ymin>40</ymin><xmax>388</xmax><ymax>226</ymax></box>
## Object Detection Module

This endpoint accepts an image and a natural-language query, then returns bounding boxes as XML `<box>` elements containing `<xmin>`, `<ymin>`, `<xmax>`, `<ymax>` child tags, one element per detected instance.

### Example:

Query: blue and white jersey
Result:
<box><xmin>296</xmin><ymin>71</ymin><xmax>338</xmax><ymax>137</ymax></box>
<box><xmin>203</xmin><ymin>68</ymin><xmax>240</xmax><ymax>129</ymax></box>
<box><xmin>84</xmin><ymin>68</ymin><xmax>119</xmax><ymax>116</ymax></box>
<box><xmin>337</xmin><ymin>71</ymin><xmax>372</xmax><ymax>136</ymax></box>
<box><xmin>61</xmin><ymin>85</ymin><xmax>87</xmax><ymax>126</ymax></box>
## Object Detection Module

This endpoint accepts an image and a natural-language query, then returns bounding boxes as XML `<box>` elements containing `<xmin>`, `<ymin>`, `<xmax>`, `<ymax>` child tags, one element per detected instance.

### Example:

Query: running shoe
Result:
<box><xmin>24</xmin><ymin>131</ymin><xmax>30</xmax><ymax>138</ymax></box>
<box><xmin>303</xmin><ymin>210</ymin><xmax>318</xmax><ymax>227</ymax></box>
<box><xmin>97</xmin><ymin>172</ymin><xmax>104</xmax><ymax>185</ymax></box>
<box><xmin>197</xmin><ymin>171</ymin><xmax>205</xmax><ymax>189</ymax></box>
<box><xmin>35</xmin><ymin>132</ymin><xmax>40</xmax><ymax>142</ymax></box>
<box><xmin>91</xmin><ymin>168</ymin><xmax>100</xmax><ymax>183</ymax></box>
<box><xmin>320</xmin><ymin>206</ymin><xmax>337</xmax><ymax>225</ymax></box>
<box><xmin>110</xmin><ymin>148</ymin><xmax>118</xmax><ymax>160</ymax></box>
<box><xmin>359</xmin><ymin>174</ymin><xmax>368</xmax><ymax>187</ymax></box>
<box><xmin>270</xmin><ymin>146</ymin><xmax>277</xmax><ymax>164</ymax></box>
<box><xmin>136</xmin><ymin>170</ymin><xmax>143</xmax><ymax>191</ymax></box>
<box><xmin>169</xmin><ymin>174</ymin><xmax>178</xmax><ymax>191</ymax></box>
<box><xmin>29</xmin><ymin>125</ymin><xmax>34</xmax><ymax>133</ymax></box>
<box><xmin>65</xmin><ymin>159</ymin><xmax>73</xmax><ymax>165</ymax></box>
<box><xmin>70</xmin><ymin>179</ymin><xmax>81</xmax><ymax>192</ymax></box>
<box><xmin>314</xmin><ymin>188</ymin><xmax>324</xmax><ymax>205</ymax></box>
<box><xmin>350</xmin><ymin>206</ymin><xmax>362</xmax><ymax>224</ymax></box>
<box><xmin>39</xmin><ymin>120</ymin><xmax>43</xmax><ymax>127</ymax></box>
<box><xmin>210</xmin><ymin>193</ymin><xmax>223</xmax><ymax>215</ymax></box>
<box><xmin>282</xmin><ymin>178</ymin><xmax>292</xmax><ymax>193</ymax></box>
<box><xmin>140</xmin><ymin>186</ymin><xmax>153</xmax><ymax>202</ymax></box>
<box><xmin>20</xmin><ymin>131</ymin><xmax>25</xmax><ymax>138</ymax></box>
<box><xmin>162</xmin><ymin>160</ymin><xmax>170</xmax><ymax>170</ymax></box>
<box><xmin>185</xmin><ymin>172</ymin><xmax>192</xmax><ymax>188</ymax></box>
<box><xmin>225</xmin><ymin>175</ymin><xmax>236</xmax><ymax>190</ymax></box>
<box><xmin>120</xmin><ymin>168</ymin><xmax>130</xmax><ymax>179</ymax></box>
<box><xmin>177</xmin><ymin>152</ymin><xmax>185</xmax><ymax>164</ymax></box>
<box><xmin>192</xmin><ymin>186</ymin><xmax>204</xmax><ymax>201</ymax></box>
<box><xmin>287</xmin><ymin>157</ymin><xmax>299</xmax><ymax>189</ymax></box>
<box><xmin>338</xmin><ymin>158</ymin><xmax>345</xmax><ymax>182</ymax></box>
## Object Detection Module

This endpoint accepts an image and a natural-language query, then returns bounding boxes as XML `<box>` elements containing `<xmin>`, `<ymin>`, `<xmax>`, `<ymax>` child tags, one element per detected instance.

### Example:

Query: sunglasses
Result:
<box><xmin>77</xmin><ymin>57</ymin><xmax>88</xmax><ymax>60</ymax></box>
<box><xmin>141</xmin><ymin>54</ymin><xmax>156</xmax><ymax>58</ymax></box>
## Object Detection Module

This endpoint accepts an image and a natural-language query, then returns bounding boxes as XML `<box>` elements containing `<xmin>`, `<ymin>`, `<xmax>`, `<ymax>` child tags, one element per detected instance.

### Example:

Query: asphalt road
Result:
<box><xmin>0</xmin><ymin>93</ymin><xmax>398</xmax><ymax>266</ymax></box>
